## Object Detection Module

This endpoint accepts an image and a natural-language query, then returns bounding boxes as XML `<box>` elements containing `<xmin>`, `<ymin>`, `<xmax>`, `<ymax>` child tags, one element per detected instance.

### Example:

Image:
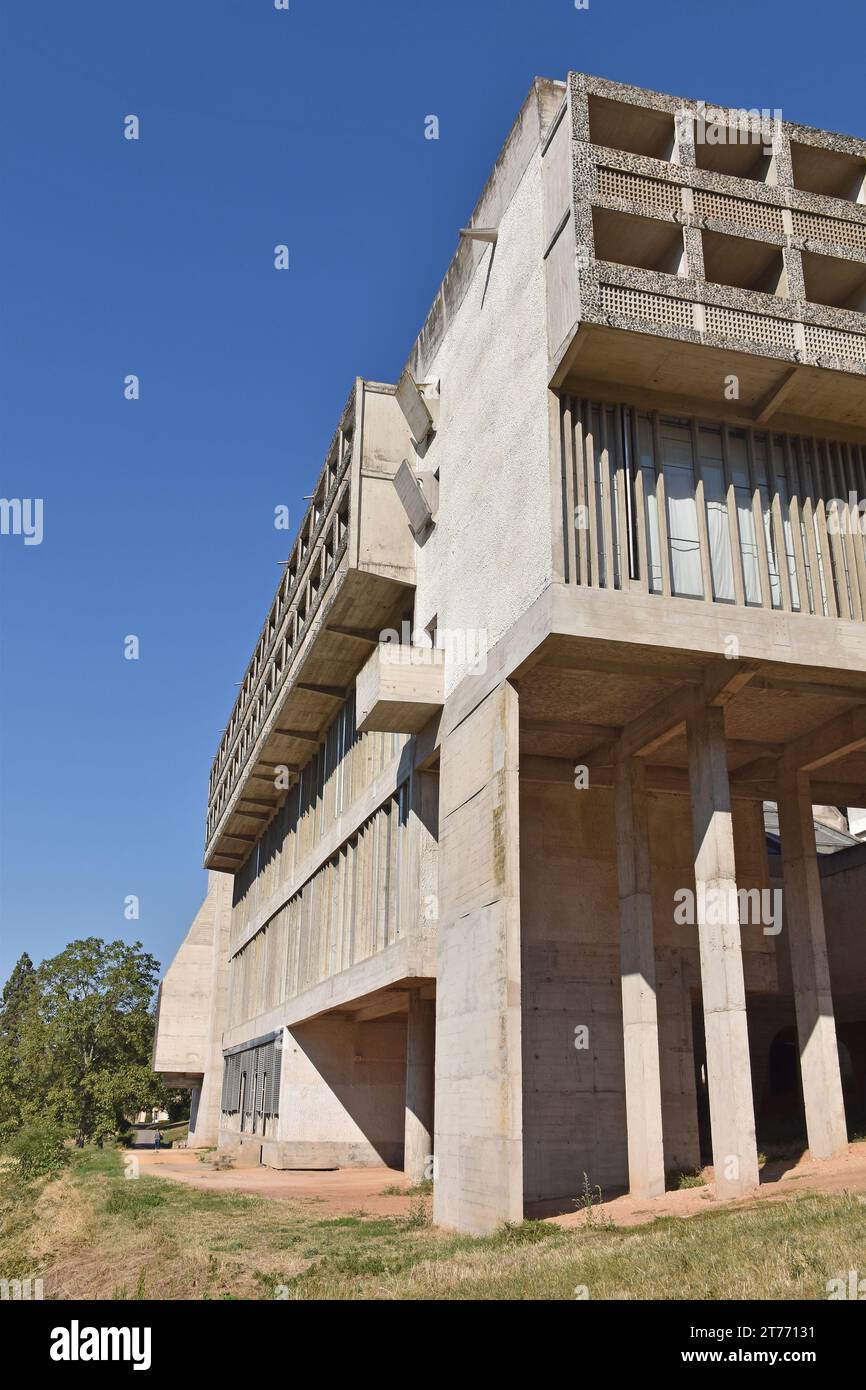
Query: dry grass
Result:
<box><xmin>2</xmin><ymin>1147</ymin><xmax>865</xmax><ymax>1300</ymax></box>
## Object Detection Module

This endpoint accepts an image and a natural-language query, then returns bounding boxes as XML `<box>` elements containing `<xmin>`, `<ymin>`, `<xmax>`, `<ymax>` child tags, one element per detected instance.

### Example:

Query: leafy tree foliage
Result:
<box><xmin>0</xmin><ymin>939</ymin><xmax>167</xmax><ymax>1146</ymax></box>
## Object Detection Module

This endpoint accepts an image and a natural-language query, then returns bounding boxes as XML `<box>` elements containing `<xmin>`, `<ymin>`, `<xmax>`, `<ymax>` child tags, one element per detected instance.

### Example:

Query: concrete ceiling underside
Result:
<box><xmin>515</xmin><ymin>635</ymin><xmax>866</xmax><ymax>804</ymax></box>
<box><xmin>556</xmin><ymin>323</ymin><xmax>866</xmax><ymax>437</ymax></box>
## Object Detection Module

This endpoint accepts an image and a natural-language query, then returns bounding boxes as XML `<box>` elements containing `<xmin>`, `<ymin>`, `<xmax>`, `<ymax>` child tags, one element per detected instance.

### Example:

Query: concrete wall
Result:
<box><xmin>259</xmin><ymin>1014</ymin><xmax>406</xmax><ymax>1169</ymax></box>
<box><xmin>188</xmin><ymin>871</ymin><xmax>233</xmax><ymax>1147</ymax></box>
<box><xmin>152</xmin><ymin>871</ymin><xmax>233</xmax><ymax>1148</ymax></box>
<box><xmin>410</xmin><ymin>147</ymin><xmax>555</xmax><ymax>698</ymax></box>
<box><xmin>153</xmin><ymin>874</ymin><xmax>224</xmax><ymax>1078</ymax></box>
<box><xmin>757</xmin><ymin>841</ymin><xmax>866</xmax><ymax>1127</ymax></box>
<box><xmin>519</xmin><ymin>780</ymin><xmax>779</xmax><ymax>1202</ymax></box>
<box><xmin>230</xmin><ymin>702</ymin><xmax>409</xmax><ymax>947</ymax></box>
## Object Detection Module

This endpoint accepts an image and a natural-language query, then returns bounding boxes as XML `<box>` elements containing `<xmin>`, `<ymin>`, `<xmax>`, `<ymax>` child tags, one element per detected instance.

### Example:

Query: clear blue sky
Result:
<box><xmin>1</xmin><ymin>0</ymin><xmax>863</xmax><ymax>986</ymax></box>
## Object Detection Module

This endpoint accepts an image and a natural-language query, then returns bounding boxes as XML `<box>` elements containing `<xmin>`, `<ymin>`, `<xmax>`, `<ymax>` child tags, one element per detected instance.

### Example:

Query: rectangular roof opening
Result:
<box><xmin>791</xmin><ymin>141</ymin><xmax>865</xmax><ymax>202</ymax></box>
<box><xmin>802</xmin><ymin>249</ymin><xmax>866</xmax><ymax>312</ymax></box>
<box><xmin>588</xmin><ymin>94</ymin><xmax>677</xmax><ymax>162</ymax></box>
<box><xmin>701</xmin><ymin>229</ymin><xmax>788</xmax><ymax>296</ymax></box>
<box><xmin>592</xmin><ymin>206</ymin><xmax>686</xmax><ymax>275</ymax></box>
<box><xmin>693</xmin><ymin>125</ymin><xmax>776</xmax><ymax>183</ymax></box>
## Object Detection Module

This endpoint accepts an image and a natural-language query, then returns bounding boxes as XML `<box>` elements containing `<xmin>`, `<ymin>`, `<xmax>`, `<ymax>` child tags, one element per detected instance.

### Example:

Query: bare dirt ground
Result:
<box><xmin>135</xmin><ymin>1149</ymin><xmax>415</xmax><ymax>1215</ymax></box>
<box><xmin>136</xmin><ymin>1138</ymin><xmax>866</xmax><ymax>1225</ymax></box>
<box><xmin>550</xmin><ymin>1141</ymin><xmax>866</xmax><ymax>1227</ymax></box>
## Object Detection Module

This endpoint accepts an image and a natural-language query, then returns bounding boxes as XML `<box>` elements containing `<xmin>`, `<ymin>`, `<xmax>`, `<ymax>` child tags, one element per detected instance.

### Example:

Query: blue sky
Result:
<box><xmin>1</xmin><ymin>0</ymin><xmax>863</xmax><ymax>986</ymax></box>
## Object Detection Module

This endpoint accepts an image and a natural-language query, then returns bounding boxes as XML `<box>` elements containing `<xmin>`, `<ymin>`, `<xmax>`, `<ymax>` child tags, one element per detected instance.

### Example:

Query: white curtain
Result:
<box><xmin>661</xmin><ymin>420</ymin><xmax>703</xmax><ymax>599</ymax></box>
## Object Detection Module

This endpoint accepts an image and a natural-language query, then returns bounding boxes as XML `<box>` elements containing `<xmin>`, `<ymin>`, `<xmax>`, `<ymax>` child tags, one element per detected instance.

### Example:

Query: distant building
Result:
<box><xmin>154</xmin><ymin>74</ymin><xmax>866</xmax><ymax>1233</ymax></box>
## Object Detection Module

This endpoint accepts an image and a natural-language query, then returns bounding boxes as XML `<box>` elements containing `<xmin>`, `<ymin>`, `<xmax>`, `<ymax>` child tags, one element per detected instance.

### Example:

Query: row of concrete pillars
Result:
<box><xmin>618</xmin><ymin>699</ymin><xmax>848</xmax><ymax>1201</ymax></box>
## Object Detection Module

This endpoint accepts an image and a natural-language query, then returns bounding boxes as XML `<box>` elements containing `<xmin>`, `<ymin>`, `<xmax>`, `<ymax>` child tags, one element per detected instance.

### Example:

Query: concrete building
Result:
<box><xmin>154</xmin><ymin>74</ymin><xmax>866</xmax><ymax>1233</ymax></box>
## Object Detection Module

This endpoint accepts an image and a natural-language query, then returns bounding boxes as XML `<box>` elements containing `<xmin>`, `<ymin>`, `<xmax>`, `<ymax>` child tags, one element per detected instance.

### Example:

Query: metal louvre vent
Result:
<box><xmin>266</xmin><ymin>1039</ymin><xmax>282</xmax><ymax>1115</ymax></box>
<box><xmin>221</xmin><ymin>1036</ymin><xmax>281</xmax><ymax>1117</ymax></box>
<box><xmin>220</xmin><ymin>1052</ymin><xmax>242</xmax><ymax>1112</ymax></box>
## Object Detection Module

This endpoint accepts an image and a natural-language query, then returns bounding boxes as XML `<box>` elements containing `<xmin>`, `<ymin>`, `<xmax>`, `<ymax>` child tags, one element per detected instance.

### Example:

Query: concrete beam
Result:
<box><xmin>583</xmin><ymin>661</ymin><xmax>758</xmax><ymax>773</ymax></box>
<box><xmin>754</xmin><ymin>675</ymin><xmax>866</xmax><ymax>703</ymax></box>
<box><xmin>781</xmin><ymin>705</ymin><xmax>866</xmax><ymax>773</ymax></box>
<box><xmin>752</xmin><ymin>366</ymin><xmax>802</xmax><ymax>423</ymax></box>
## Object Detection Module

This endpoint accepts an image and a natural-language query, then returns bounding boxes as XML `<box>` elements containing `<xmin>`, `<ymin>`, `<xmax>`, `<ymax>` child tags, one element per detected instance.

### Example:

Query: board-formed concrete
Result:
<box><xmin>404</xmin><ymin>991</ymin><xmax>435</xmax><ymax>1185</ymax></box>
<box><xmin>615</xmin><ymin>755</ymin><xmax>666</xmax><ymax>1199</ymax></box>
<box><xmin>154</xmin><ymin>73</ymin><xmax>866</xmax><ymax>1233</ymax></box>
<box><xmin>434</xmin><ymin>682</ymin><xmax>524</xmax><ymax>1233</ymax></box>
<box><xmin>687</xmin><ymin>701</ymin><xmax>760</xmax><ymax>1200</ymax></box>
<box><xmin>776</xmin><ymin>768</ymin><xmax>848</xmax><ymax>1159</ymax></box>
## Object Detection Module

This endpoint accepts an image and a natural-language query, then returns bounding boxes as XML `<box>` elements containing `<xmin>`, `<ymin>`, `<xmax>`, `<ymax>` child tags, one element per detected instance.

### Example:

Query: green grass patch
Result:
<box><xmin>675</xmin><ymin>1170</ymin><xmax>707</xmax><ymax>1190</ymax></box>
<box><xmin>4</xmin><ymin>1141</ymin><xmax>866</xmax><ymax>1301</ymax></box>
<box><xmin>102</xmin><ymin>1181</ymin><xmax>169</xmax><ymax>1220</ymax></box>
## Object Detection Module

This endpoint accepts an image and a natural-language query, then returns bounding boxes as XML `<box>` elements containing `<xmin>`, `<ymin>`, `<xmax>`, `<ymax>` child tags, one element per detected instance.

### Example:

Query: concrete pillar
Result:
<box><xmin>686</xmin><ymin>701</ymin><xmax>759</xmax><ymax>1200</ymax></box>
<box><xmin>776</xmin><ymin>766</ymin><xmax>848</xmax><ymax>1159</ymax></box>
<box><xmin>188</xmin><ymin>1084</ymin><xmax>202</xmax><ymax>1136</ymax></box>
<box><xmin>404</xmin><ymin>991</ymin><xmax>435</xmax><ymax>1183</ymax></box>
<box><xmin>434</xmin><ymin>681</ymin><xmax>523</xmax><ymax>1233</ymax></box>
<box><xmin>615</xmin><ymin>754</ymin><xmax>666</xmax><ymax>1198</ymax></box>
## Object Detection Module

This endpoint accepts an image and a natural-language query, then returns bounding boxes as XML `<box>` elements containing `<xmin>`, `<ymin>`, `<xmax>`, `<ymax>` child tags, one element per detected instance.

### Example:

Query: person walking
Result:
<box><xmin>154</xmin><ymin>1129</ymin><xmax>162</xmax><ymax>1151</ymax></box>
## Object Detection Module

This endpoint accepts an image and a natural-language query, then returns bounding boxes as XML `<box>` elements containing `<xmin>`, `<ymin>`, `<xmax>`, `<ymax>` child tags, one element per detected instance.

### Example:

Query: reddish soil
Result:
<box><xmin>136</xmin><ymin>1139</ymin><xmax>866</xmax><ymax>1226</ymax></box>
<box><xmin>547</xmin><ymin>1141</ymin><xmax>866</xmax><ymax>1228</ymax></box>
<box><xmin>135</xmin><ymin>1149</ymin><xmax>416</xmax><ymax>1216</ymax></box>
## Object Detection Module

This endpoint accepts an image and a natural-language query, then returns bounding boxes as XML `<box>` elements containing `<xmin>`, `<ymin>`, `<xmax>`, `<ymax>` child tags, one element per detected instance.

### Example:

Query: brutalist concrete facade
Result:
<box><xmin>155</xmin><ymin>75</ymin><xmax>866</xmax><ymax>1234</ymax></box>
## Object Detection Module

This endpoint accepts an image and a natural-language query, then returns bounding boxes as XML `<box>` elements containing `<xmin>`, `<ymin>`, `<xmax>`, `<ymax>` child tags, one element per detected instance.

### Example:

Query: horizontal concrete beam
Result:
<box><xmin>223</xmin><ymin>936</ymin><xmax>433</xmax><ymax>1048</ymax></box>
<box><xmin>781</xmin><ymin>705</ymin><xmax>866</xmax><ymax>772</ymax></box>
<box><xmin>520</xmin><ymin>756</ymin><xmax>866</xmax><ymax>806</ymax></box>
<box><xmin>582</xmin><ymin>661</ymin><xmax>758</xmax><ymax>772</ymax></box>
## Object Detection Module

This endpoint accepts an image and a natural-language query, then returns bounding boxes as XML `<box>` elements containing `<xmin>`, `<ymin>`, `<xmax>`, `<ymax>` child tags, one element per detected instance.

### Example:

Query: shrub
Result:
<box><xmin>6</xmin><ymin>1120</ymin><xmax>69</xmax><ymax>1180</ymax></box>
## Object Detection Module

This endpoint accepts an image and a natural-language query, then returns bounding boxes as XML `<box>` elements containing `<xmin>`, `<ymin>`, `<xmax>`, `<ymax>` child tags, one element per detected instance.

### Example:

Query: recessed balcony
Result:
<box><xmin>547</xmin><ymin>74</ymin><xmax>866</xmax><ymax>427</ymax></box>
<box><xmin>791</xmin><ymin>141</ymin><xmax>866</xmax><ymax>203</ymax></box>
<box><xmin>802</xmin><ymin>250</ymin><xmax>866</xmax><ymax>313</ymax></box>
<box><xmin>701</xmin><ymin>230</ymin><xmax>788</xmax><ymax>297</ymax></box>
<box><xmin>693</xmin><ymin>127</ymin><xmax>776</xmax><ymax>184</ymax></box>
<box><xmin>592</xmin><ymin>207</ymin><xmax>686</xmax><ymax>276</ymax></box>
<box><xmin>587</xmin><ymin>93</ymin><xmax>677</xmax><ymax>162</ymax></box>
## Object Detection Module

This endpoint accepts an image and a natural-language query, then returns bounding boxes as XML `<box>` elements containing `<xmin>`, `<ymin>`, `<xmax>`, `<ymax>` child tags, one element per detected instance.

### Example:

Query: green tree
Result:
<box><xmin>0</xmin><ymin>953</ymin><xmax>39</xmax><ymax>1141</ymax></box>
<box><xmin>1</xmin><ymin>939</ymin><xmax>165</xmax><ymax>1146</ymax></box>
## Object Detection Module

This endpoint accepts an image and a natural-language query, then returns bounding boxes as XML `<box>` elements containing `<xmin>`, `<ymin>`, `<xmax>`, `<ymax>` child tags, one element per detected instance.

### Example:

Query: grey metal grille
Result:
<box><xmin>221</xmin><ymin>1035</ymin><xmax>281</xmax><ymax>1117</ymax></box>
